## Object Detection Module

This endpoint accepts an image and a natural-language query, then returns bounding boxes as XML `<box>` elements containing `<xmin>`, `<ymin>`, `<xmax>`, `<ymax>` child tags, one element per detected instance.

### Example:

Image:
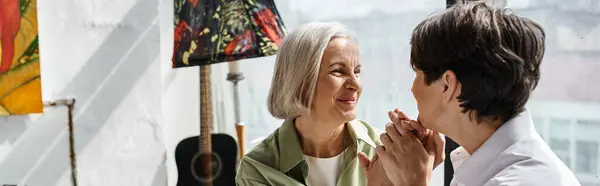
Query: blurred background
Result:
<box><xmin>0</xmin><ymin>0</ymin><xmax>598</xmax><ymax>185</ymax></box>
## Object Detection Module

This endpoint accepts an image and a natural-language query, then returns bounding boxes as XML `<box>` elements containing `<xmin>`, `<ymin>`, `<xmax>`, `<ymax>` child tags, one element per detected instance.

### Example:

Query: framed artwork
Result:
<box><xmin>0</xmin><ymin>0</ymin><xmax>43</xmax><ymax>115</ymax></box>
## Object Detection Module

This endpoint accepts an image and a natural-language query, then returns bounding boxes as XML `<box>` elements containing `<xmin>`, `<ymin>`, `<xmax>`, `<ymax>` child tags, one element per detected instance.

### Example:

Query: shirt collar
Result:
<box><xmin>449</xmin><ymin>146</ymin><xmax>470</xmax><ymax>171</ymax></box>
<box><xmin>348</xmin><ymin>120</ymin><xmax>377</xmax><ymax>148</ymax></box>
<box><xmin>276</xmin><ymin>119</ymin><xmax>376</xmax><ymax>173</ymax></box>
<box><xmin>452</xmin><ymin>110</ymin><xmax>538</xmax><ymax>185</ymax></box>
<box><xmin>277</xmin><ymin>119</ymin><xmax>304</xmax><ymax>173</ymax></box>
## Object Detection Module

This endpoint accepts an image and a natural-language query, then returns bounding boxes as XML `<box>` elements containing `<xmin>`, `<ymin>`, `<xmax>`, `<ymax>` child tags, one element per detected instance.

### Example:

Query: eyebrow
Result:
<box><xmin>328</xmin><ymin>62</ymin><xmax>361</xmax><ymax>68</ymax></box>
<box><xmin>328</xmin><ymin>62</ymin><xmax>347</xmax><ymax>68</ymax></box>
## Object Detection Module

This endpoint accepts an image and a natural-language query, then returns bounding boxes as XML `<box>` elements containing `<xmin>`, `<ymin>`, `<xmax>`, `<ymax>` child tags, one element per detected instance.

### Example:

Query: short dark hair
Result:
<box><xmin>409</xmin><ymin>1</ymin><xmax>546</xmax><ymax>123</ymax></box>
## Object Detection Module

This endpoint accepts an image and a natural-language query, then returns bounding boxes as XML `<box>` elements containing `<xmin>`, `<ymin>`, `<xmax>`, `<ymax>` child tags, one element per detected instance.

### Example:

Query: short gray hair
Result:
<box><xmin>267</xmin><ymin>22</ymin><xmax>355</xmax><ymax>120</ymax></box>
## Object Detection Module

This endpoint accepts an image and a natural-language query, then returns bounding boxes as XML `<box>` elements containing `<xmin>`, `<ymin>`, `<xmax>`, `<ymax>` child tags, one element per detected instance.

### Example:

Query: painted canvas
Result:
<box><xmin>0</xmin><ymin>0</ymin><xmax>43</xmax><ymax>115</ymax></box>
<box><xmin>172</xmin><ymin>0</ymin><xmax>287</xmax><ymax>67</ymax></box>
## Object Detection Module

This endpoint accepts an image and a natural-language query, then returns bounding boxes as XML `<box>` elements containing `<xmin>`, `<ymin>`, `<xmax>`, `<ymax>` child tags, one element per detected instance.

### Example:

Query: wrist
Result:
<box><xmin>400</xmin><ymin>182</ymin><xmax>427</xmax><ymax>186</ymax></box>
<box><xmin>417</xmin><ymin>170</ymin><xmax>430</xmax><ymax>186</ymax></box>
<box><xmin>396</xmin><ymin>174</ymin><xmax>428</xmax><ymax>186</ymax></box>
<box><xmin>408</xmin><ymin>180</ymin><xmax>428</xmax><ymax>186</ymax></box>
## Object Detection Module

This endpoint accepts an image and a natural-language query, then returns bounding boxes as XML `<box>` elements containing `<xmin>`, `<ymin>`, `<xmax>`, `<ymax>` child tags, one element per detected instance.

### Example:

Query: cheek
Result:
<box><xmin>413</xmin><ymin>83</ymin><xmax>433</xmax><ymax>117</ymax></box>
<box><xmin>411</xmin><ymin>82</ymin><xmax>417</xmax><ymax>100</ymax></box>
<box><xmin>356</xmin><ymin>79</ymin><xmax>363</xmax><ymax>96</ymax></box>
<box><xmin>411</xmin><ymin>80</ymin><xmax>422</xmax><ymax>102</ymax></box>
<box><xmin>411</xmin><ymin>75</ymin><xmax>420</xmax><ymax>94</ymax></box>
<box><xmin>314</xmin><ymin>76</ymin><xmax>341</xmax><ymax>101</ymax></box>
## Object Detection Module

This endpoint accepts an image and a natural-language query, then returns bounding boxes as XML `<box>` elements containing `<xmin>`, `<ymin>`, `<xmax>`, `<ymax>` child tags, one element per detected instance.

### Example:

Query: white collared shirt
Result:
<box><xmin>450</xmin><ymin>111</ymin><xmax>581</xmax><ymax>186</ymax></box>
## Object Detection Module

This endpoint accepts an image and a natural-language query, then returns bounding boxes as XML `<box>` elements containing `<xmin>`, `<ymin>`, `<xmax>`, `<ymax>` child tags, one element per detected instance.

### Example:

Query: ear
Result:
<box><xmin>440</xmin><ymin>70</ymin><xmax>459</xmax><ymax>103</ymax></box>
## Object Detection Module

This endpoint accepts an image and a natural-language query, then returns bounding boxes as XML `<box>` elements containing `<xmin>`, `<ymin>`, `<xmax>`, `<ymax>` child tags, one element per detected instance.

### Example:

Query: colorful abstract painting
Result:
<box><xmin>172</xmin><ymin>0</ymin><xmax>287</xmax><ymax>67</ymax></box>
<box><xmin>0</xmin><ymin>0</ymin><xmax>43</xmax><ymax>115</ymax></box>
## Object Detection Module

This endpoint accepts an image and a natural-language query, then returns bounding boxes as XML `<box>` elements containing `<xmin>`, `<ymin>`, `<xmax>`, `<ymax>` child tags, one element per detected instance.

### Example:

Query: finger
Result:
<box><xmin>394</xmin><ymin>109</ymin><xmax>410</xmax><ymax>119</ymax></box>
<box><xmin>401</xmin><ymin>120</ymin><xmax>415</xmax><ymax>130</ymax></box>
<box><xmin>388</xmin><ymin>111</ymin><xmax>402</xmax><ymax>125</ymax></box>
<box><xmin>380</xmin><ymin>132</ymin><xmax>394</xmax><ymax>147</ymax></box>
<box><xmin>415</xmin><ymin>129</ymin><xmax>429</xmax><ymax>142</ymax></box>
<box><xmin>375</xmin><ymin>146</ymin><xmax>391</xmax><ymax>163</ymax></box>
<box><xmin>388</xmin><ymin>110</ymin><xmax>410</xmax><ymax>126</ymax></box>
<box><xmin>357</xmin><ymin>152</ymin><xmax>371</xmax><ymax>170</ymax></box>
<box><xmin>424</xmin><ymin>130</ymin><xmax>436</xmax><ymax>156</ymax></box>
<box><xmin>394</xmin><ymin>120</ymin><xmax>413</xmax><ymax>137</ymax></box>
<box><xmin>433</xmin><ymin>131</ymin><xmax>445</xmax><ymax>151</ymax></box>
<box><xmin>385</xmin><ymin>123</ymin><xmax>401</xmax><ymax>142</ymax></box>
<box><xmin>407</xmin><ymin>119</ymin><xmax>426</xmax><ymax>131</ymax></box>
<box><xmin>433</xmin><ymin>131</ymin><xmax>446</xmax><ymax>166</ymax></box>
<box><xmin>376</xmin><ymin>145</ymin><xmax>397</xmax><ymax>176</ymax></box>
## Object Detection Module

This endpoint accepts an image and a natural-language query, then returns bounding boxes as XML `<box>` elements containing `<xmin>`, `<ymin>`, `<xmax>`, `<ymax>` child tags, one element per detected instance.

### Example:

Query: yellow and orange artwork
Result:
<box><xmin>0</xmin><ymin>0</ymin><xmax>43</xmax><ymax>115</ymax></box>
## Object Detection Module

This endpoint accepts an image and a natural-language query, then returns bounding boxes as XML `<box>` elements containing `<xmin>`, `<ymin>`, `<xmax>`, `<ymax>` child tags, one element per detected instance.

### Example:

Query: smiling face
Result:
<box><xmin>311</xmin><ymin>37</ymin><xmax>362</xmax><ymax>123</ymax></box>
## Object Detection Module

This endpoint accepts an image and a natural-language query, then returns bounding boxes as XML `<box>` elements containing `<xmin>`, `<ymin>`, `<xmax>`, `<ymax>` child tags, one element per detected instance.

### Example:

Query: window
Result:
<box><xmin>549</xmin><ymin>118</ymin><xmax>571</xmax><ymax>139</ymax></box>
<box><xmin>532</xmin><ymin>116</ymin><xmax>545</xmax><ymax>137</ymax></box>
<box><xmin>575</xmin><ymin>119</ymin><xmax>600</xmax><ymax>174</ymax></box>
<box><xmin>577</xmin><ymin>119</ymin><xmax>600</xmax><ymax>128</ymax></box>
<box><xmin>551</xmin><ymin>138</ymin><xmax>572</xmax><ymax>168</ymax></box>
<box><xmin>547</xmin><ymin>118</ymin><xmax>572</xmax><ymax>168</ymax></box>
<box><xmin>576</xmin><ymin>140</ymin><xmax>598</xmax><ymax>174</ymax></box>
<box><xmin>505</xmin><ymin>0</ymin><xmax>600</xmax><ymax>184</ymax></box>
<box><xmin>551</xmin><ymin>138</ymin><xmax>570</xmax><ymax>151</ymax></box>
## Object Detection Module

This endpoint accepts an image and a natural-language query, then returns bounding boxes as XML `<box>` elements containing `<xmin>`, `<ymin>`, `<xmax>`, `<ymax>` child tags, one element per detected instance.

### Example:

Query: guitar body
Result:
<box><xmin>175</xmin><ymin>133</ymin><xmax>238</xmax><ymax>186</ymax></box>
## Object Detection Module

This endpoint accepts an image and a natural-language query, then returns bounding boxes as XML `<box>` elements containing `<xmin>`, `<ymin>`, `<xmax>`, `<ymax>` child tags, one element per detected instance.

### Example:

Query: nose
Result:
<box><xmin>345</xmin><ymin>76</ymin><xmax>361</xmax><ymax>91</ymax></box>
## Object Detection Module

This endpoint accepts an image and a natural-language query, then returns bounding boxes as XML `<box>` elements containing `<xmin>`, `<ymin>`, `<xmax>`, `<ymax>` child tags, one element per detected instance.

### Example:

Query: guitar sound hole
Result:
<box><xmin>191</xmin><ymin>152</ymin><xmax>223</xmax><ymax>182</ymax></box>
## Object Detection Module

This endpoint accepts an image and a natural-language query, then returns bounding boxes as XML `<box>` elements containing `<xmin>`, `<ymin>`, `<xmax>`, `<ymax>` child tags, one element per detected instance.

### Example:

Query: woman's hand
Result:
<box><xmin>376</xmin><ymin>123</ymin><xmax>432</xmax><ymax>186</ymax></box>
<box><xmin>388</xmin><ymin>109</ymin><xmax>445</xmax><ymax>169</ymax></box>
<box><xmin>358</xmin><ymin>152</ymin><xmax>394</xmax><ymax>186</ymax></box>
<box><xmin>374</xmin><ymin>109</ymin><xmax>446</xmax><ymax>186</ymax></box>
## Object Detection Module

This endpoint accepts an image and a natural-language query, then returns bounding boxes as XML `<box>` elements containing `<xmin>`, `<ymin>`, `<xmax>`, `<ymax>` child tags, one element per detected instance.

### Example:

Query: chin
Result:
<box><xmin>332</xmin><ymin>105</ymin><xmax>357</xmax><ymax>122</ymax></box>
<box><xmin>417</xmin><ymin>115</ymin><xmax>432</xmax><ymax>129</ymax></box>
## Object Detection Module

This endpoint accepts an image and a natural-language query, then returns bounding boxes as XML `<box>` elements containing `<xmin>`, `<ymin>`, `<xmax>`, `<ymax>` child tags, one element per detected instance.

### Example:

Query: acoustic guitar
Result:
<box><xmin>175</xmin><ymin>65</ymin><xmax>237</xmax><ymax>186</ymax></box>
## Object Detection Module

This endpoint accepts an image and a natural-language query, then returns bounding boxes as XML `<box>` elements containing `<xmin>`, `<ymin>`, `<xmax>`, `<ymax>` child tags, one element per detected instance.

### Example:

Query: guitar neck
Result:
<box><xmin>199</xmin><ymin>65</ymin><xmax>213</xmax><ymax>186</ymax></box>
<box><xmin>200</xmin><ymin>65</ymin><xmax>213</xmax><ymax>151</ymax></box>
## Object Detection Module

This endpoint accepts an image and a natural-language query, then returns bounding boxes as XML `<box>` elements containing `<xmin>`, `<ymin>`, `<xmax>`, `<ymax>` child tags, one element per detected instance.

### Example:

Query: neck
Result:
<box><xmin>443</xmin><ymin>113</ymin><xmax>502</xmax><ymax>154</ymax></box>
<box><xmin>295</xmin><ymin>116</ymin><xmax>350</xmax><ymax>158</ymax></box>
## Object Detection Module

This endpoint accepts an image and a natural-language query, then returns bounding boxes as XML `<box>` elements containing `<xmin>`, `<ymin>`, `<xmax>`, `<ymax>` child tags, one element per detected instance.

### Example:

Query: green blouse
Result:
<box><xmin>235</xmin><ymin>119</ymin><xmax>382</xmax><ymax>186</ymax></box>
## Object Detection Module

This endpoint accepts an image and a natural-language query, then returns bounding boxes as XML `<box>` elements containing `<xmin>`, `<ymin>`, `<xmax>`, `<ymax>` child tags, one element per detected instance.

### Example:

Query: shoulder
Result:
<box><xmin>236</xmin><ymin>128</ymin><xmax>281</xmax><ymax>182</ymax></box>
<box><xmin>236</xmin><ymin>155</ymin><xmax>274</xmax><ymax>184</ymax></box>
<box><xmin>240</xmin><ymin>128</ymin><xmax>281</xmax><ymax>170</ymax></box>
<box><xmin>484</xmin><ymin>164</ymin><xmax>580</xmax><ymax>186</ymax></box>
<box><xmin>485</xmin><ymin>142</ymin><xmax>580</xmax><ymax>186</ymax></box>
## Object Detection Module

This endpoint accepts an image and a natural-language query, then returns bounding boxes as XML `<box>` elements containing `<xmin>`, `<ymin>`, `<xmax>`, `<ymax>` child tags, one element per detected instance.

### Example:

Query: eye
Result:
<box><xmin>331</xmin><ymin>69</ymin><xmax>344</xmax><ymax>76</ymax></box>
<box><xmin>354</xmin><ymin>68</ymin><xmax>361</xmax><ymax>77</ymax></box>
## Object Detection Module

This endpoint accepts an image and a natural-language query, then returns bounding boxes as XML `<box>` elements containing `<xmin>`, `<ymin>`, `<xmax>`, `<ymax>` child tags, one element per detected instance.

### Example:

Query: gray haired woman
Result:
<box><xmin>235</xmin><ymin>22</ymin><xmax>389</xmax><ymax>186</ymax></box>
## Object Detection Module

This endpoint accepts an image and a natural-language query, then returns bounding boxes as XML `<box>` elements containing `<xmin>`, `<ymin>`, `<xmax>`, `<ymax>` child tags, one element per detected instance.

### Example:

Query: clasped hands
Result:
<box><xmin>358</xmin><ymin>109</ymin><xmax>446</xmax><ymax>186</ymax></box>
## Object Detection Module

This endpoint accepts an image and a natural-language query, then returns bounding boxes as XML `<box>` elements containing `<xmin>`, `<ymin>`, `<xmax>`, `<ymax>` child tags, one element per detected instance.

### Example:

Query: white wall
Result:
<box><xmin>0</xmin><ymin>0</ymin><xmax>240</xmax><ymax>185</ymax></box>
